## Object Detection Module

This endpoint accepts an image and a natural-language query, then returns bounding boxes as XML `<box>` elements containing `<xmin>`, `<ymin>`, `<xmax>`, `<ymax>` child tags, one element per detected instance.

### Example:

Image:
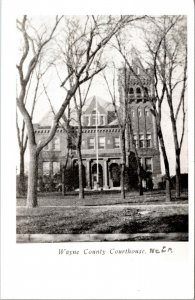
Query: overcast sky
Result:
<box><xmin>16</xmin><ymin>15</ymin><xmax>188</xmax><ymax>176</ymax></box>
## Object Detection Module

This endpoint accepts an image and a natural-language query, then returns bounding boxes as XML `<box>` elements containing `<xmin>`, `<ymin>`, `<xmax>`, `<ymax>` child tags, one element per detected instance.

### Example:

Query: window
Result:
<box><xmin>53</xmin><ymin>162</ymin><xmax>60</xmax><ymax>175</ymax></box>
<box><xmin>114</xmin><ymin>137</ymin><xmax>120</xmax><ymax>148</ymax></box>
<box><xmin>129</xmin><ymin>88</ymin><xmax>134</xmax><ymax>94</ymax></box>
<box><xmin>133</xmin><ymin>134</ymin><xmax>138</xmax><ymax>148</ymax></box>
<box><xmin>43</xmin><ymin>162</ymin><xmax>50</xmax><ymax>175</ymax></box>
<box><xmin>146</xmin><ymin>134</ymin><xmax>151</xmax><ymax>148</ymax></box>
<box><xmin>98</xmin><ymin>137</ymin><xmax>105</xmax><ymax>149</ymax></box>
<box><xmin>85</xmin><ymin>116</ymin><xmax>89</xmax><ymax>126</ymax></box>
<box><xmin>145</xmin><ymin>109</ymin><xmax>150</xmax><ymax>117</ymax></box>
<box><xmin>136</xmin><ymin>87</ymin><xmax>141</xmax><ymax>94</ymax></box>
<box><xmin>131</xmin><ymin>110</ymin><xmax>135</xmax><ymax>117</ymax></box>
<box><xmin>145</xmin><ymin>158</ymin><xmax>152</xmax><ymax>171</ymax></box>
<box><xmin>53</xmin><ymin>138</ymin><xmax>60</xmax><ymax>150</ymax></box>
<box><xmin>100</xmin><ymin>116</ymin><xmax>105</xmax><ymax>125</ymax></box>
<box><xmin>44</xmin><ymin>141</ymin><xmax>51</xmax><ymax>151</ymax></box>
<box><xmin>144</xmin><ymin>87</ymin><xmax>148</xmax><ymax>95</ymax></box>
<box><xmin>139</xmin><ymin>134</ymin><xmax>144</xmax><ymax>148</ymax></box>
<box><xmin>138</xmin><ymin>108</ymin><xmax>142</xmax><ymax>118</ymax></box>
<box><xmin>88</xmin><ymin>138</ymin><xmax>95</xmax><ymax>149</ymax></box>
<box><xmin>91</xmin><ymin>115</ymin><xmax>97</xmax><ymax>126</ymax></box>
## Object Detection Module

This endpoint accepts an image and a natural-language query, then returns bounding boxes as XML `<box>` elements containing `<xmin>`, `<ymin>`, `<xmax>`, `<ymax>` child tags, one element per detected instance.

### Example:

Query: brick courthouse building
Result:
<box><xmin>34</xmin><ymin>66</ymin><xmax>161</xmax><ymax>192</ymax></box>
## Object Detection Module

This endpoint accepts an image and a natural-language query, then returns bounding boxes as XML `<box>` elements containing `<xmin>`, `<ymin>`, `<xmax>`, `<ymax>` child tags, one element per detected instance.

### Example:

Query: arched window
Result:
<box><xmin>136</xmin><ymin>87</ymin><xmax>141</xmax><ymax>94</ymax></box>
<box><xmin>138</xmin><ymin>107</ymin><xmax>142</xmax><ymax>118</ymax></box>
<box><xmin>144</xmin><ymin>87</ymin><xmax>148</xmax><ymax>94</ymax></box>
<box><xmin>129</xmin><ymin>87</ymin><xmax>134</xmax><ymax>94</ymax></box>
<box><xmin>145</xmin><ymin>108</ymin><xmax>150</xmax><ymax>117</ymax></box>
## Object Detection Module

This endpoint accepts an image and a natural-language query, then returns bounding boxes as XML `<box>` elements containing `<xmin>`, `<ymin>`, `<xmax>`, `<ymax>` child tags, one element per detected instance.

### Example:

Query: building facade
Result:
<box><xmin>35</xmin><ymin>67</ymin><xmax>161</xmax><ymax>192</ymax></box>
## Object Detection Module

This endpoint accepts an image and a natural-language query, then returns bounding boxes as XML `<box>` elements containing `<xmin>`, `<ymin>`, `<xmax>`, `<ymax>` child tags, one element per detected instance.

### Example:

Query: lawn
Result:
<box><xmin>16</xmin><ymin>203</ymin><xmax>188</xmax><ymax>237</ymax></box>
<box><xmin>17</xmin><ymin>190</ymin><xmax>188</xmax><ymax>207</ymax></box>
<box><xmin>16</xmin><ymin>191</ymin><xmax>188</xmax><ymax>241</ymax></box>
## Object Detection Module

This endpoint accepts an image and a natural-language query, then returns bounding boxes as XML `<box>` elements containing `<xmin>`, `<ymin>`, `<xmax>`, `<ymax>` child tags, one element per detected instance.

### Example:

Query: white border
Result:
<box><xmin>1</xmin><ymin>0</ymin><xmax>194</xmax><ymax>299</ymax></box>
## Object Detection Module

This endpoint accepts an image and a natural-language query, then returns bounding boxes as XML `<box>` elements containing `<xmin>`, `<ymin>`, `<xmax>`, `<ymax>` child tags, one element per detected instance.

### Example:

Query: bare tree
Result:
<box><xmin>113</xmin><ymin>18</ymin><xmax>181</xmax><ymax>201</ymax></box>
<box><xmin>71</xmin><ymin>81</ymin><xmax>93</xmax><ymax>199</ymax></box>
<box><xmin>17</xmin><ymin>15</ymin><xmax>141</xmax><ymax>207</ymax></box>
<box><xmin>16</xmin><ymin>59</ymin><xmax>50</xmax><ymax>195</ymax></box>
<box><xmin>104</xmin><ymin>59</ymin><xmax>145</xmax><ymax>197</ymax></box>
<box><xmin>16</xmin><ymin>15</ymin><xmax>63</xmax><ymax>207</ymax></box>
<box><xmin>156</xmin><ymin>16</ymin><xmax>187</xmax><ymax>198</ymax></box>
<box><xmin>103</xmin><ymin>64</ymin><xmax>128</xmax><ymax>199</ymax></box>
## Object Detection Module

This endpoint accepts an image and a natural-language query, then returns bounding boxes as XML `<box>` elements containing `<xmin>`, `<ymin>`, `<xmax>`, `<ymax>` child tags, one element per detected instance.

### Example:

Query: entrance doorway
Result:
<box><xmin>73</xmin><ymin>162</ymin><xmax>86</xmax><ymax>189</ymax></box>
<box><xmin>110</xmin><ymin>163</ymin><xmax>121</xmax><ymax>187</ymax></box>
<box><xmin>92</xmin><ymin>163</ymin><xmax>103</xmax><ymax>189</ymax></box>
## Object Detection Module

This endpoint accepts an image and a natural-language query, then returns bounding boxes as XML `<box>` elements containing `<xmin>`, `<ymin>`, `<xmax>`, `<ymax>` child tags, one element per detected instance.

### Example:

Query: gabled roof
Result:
<box><xmin>109</xmin><ymin>118</ymin><xmax>119</xmax><ymax>125</ymax></box>
<box><xmin>84</xmin><ymin>96</ymin><xmax>107</xmax><ymax>115</ymax></box>
<box><xmin>39</xmin><ymin>110</ymin><xmax>55</xmax><ymax>127</ymax></box>
<box><xmin>37</xmin><ymin>95</ymin><xmax>117</xmax><ymax>127</ymax></box>
<box><xmin>38</xmin><ymin>110</ymin><xmax>67</xmax><ymax>127</ymax></box>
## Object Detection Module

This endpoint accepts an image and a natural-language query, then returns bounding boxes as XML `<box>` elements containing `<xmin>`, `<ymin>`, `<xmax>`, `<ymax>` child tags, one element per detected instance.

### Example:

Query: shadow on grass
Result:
<box><xmin>17</xmin><ymin>213</ymin><xmax>188</xmax><ymax>235</ymax></box>
<box><xmin>118</xmin><ymin>215</ymin><xmax>188</xmax><ymax>234</ymax></box>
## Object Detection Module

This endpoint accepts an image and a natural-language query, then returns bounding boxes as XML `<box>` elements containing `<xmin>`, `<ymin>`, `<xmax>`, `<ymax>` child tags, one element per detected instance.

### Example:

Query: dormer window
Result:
<box><xmin>85</xmin><ymin>116</ymin><xmax>89</xmax><ymax>126</ymax></box>
<box><xmin>91</xmin><ymin>115</ymin><xmax>97</xmax><ymax>125</ymax></box>
<box><xmin>100</xmin><ymin>116</ymin><xmax>105</xmax><ymax>125</ymax></box>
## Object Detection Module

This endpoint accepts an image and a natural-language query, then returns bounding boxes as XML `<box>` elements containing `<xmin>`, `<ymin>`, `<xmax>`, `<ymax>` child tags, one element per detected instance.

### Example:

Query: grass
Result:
<box><xmin>16</xmin><ymin>190</ymin><xmax>188</xmax><ymax>207</ymax></box>
<box><xmin>16</xmin><ymin>191</ymin><xmax>188</xmax><ymax>241</ymax></box>
<box><xmin>16</xmin><ymin>204</ymin><xmax>188</xmax><ymax>235</ymax></box>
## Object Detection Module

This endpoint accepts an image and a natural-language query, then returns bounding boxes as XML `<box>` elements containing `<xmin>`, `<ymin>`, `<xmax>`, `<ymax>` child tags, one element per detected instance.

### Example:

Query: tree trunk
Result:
<box><xmin>120</xmin><ymin>163</ymin><xmax>125</xmax><ymax>199</ymax></box>
<box><xmin>175</xmin><ymin>150</ymin><xmax>181</xmax><ymax>198</ymax></box>
<box><xmin>168</xmin><ymin>98</ymin><xmax>181</xmax><ymax>198</ymax></box>
<box><xmin>19</xmin><ymin>150</ymin><xmax>25</xmax><ymax>195</ymax></box>
<box><xmin>77</xmin><ymin>147</ymin><xmax>84</xmax><ymax>199</ymax></box>
<box><xmin>165</xmin><ymin>178</ymin><xmax>171</xmax><ymax>200</ymax></box>
<box><xmin>157</xmin><ymin>124</ymin><xmax>171</xmax><ymax>201</ymax></box>
<box><xmin>26</xmin><ymin>146</ymin><xmax>38</xmax><ymax>207</ymax></box>
<box><xmin>62</xmin><ymin>167</ymin><xmax>65</xmax><ymax>195</ymax></box>
<box><xmin>127</xmin><ymin>113</ymin><xmax>143</xmax><ymax>197</ymax></box>
<box><xmin>138</xmin><ymin>166</ymin><xmax>143</xmax><ymax>196</ymax></box>
<box><xmin>120</xmin><ymin>130</ymin><xmax>126</xmax><ymax>199</ymax></box>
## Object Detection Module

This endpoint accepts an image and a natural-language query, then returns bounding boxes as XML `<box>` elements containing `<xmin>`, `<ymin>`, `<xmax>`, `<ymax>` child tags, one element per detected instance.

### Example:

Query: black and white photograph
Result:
<box><xmin>1</xmin><ymin>0</ymin><xmax>194</xmax><ymax>299</ymax></box>
<box><xmin>16</xmin><ymin>14</ymin><xmax>188</xmax><ymax>243</ymax></box>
